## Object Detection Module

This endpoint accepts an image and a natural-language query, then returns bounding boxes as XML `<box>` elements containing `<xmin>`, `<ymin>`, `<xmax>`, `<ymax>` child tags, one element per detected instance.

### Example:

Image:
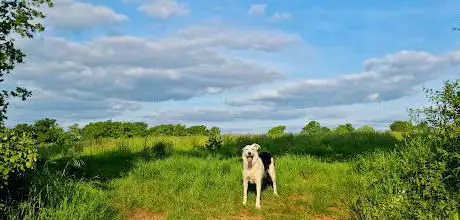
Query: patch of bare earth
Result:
<box><xmin>288</xmin><ymin>194</ymin><xmax>312</xmax><ymax>201</ymax></box>
<box><xmin>311</xmin><ymin>215</ymin><xmax>337</xmax><ymax>220</ymax></box>
<box><xmin>222</xmin><ymin>210</ymin><xmax>264</xmax><ymax>220</ymax></box>
<box><xmin>127</xmin><ymin>208</ymin><xmax>167</xmax><ymax>220</ymax></box>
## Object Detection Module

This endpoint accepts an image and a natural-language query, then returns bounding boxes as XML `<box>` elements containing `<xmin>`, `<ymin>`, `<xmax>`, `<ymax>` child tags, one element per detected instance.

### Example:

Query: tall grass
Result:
<box><xmin>6</xmin><ymin>167</ymin><xmax>116</xmax><ymax>220</ymax></box>
<box><xmin>352</xmin><ymin>134</ymin><xmax>459</xmax><ymax>219</ymax></box>
<box><xmin>4</xmin><ymin>131</ymin><xmax>399</xmax><ymax>219</ymax></box>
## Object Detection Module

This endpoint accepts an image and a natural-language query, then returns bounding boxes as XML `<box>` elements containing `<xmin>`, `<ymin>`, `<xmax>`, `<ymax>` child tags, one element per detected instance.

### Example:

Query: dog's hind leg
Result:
<box><xmin>268</xmin><ymin>158</ymin><xmax>278</xmax><ymax>196</ymax></box>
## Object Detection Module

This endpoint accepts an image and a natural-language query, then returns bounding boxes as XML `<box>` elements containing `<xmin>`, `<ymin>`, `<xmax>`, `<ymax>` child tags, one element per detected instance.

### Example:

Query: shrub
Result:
<box><xmin>0</xmin><ymin>129</ymin><xmax>37</xmax><ymax>211</ymax></box>
<box><xmin>390</xmin><ymin>120</ymin><xmax>414</xmax><ymax>132</ymax></box>
<box><xmin>0</xmin><ymin>129</ymin><xmax>36</xmax><ymax>188</ymax></box>
<box><xmin>208</xmin><ymin>127</ymin><xmax>221</xmax><ymax>136</ymax></box>
<box><xmin>353</xmin><ymin>135</ymin><xmax>458</xmax><ymax>219</ymax></box>
<box><xmin>143</xmin><ymin>141</ymin><xmax>173</xmax><ymax>159</ymax></box>
<box><xmin>353</xmin><ymin>80</ymin><xmax>460</xmax><ymax>219</ymax></box>
<box><xmin>205</xmin><ymin>134</ymin><xmax>223</xmax><ymax>151</ymax></box>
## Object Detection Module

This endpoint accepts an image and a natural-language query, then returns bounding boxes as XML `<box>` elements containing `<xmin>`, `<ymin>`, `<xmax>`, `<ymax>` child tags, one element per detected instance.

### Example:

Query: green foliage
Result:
<box><xmin>301</xmin><ymin>120</ymin><xmax>324</xmax><ymax>134</ymax></box>
<box><xmin>267</xmin><ymin>125</ymin><xmax>286</xmax><ymax>136</ymax></box>
<box><xmin>334</xmin><ymin>123</ymin><xmax>354</xmax><ymax>134</ymax></box>
<box><xmin>142</xmin><ymin>141</ymin><xmax>173</xmax><ymax>160</ymax></box>
<box><xmin>353</xmin><ymin>135</ymin><xmax>459</xmax><ymax>219</ymax></box>
<box><xmin>186</xmin><ymin>125</ymin><xmax>209</xmax><ymax>136</ymax></box>
<box><xmin>356</xmin><ymin>125</ymin><xmax>375</xmax><ymax>133</ymax></box>
<box><xmin>220</xmin><ymin>132</ymin><xmax>398</xmax><ymax>160</ymax></box>
<box><xmin>0</xmin><ymin>0</ymin><xmax>53</xmax><ymax>126</ymax></box>
<box><xmin>208</xmin><ymin>126</ymin><xmax>221</xmax><ymax>136</ymax></box>
<box><xmin>205</xmin><ymin>134</ymin><xmax>223</xmax><ymax>151</ymax></box>
<box><xmin>12</xmin><ymin>123</ymin><xmax>34</xmax><ymax>136</ymax></box>
<box><xmin>67</xmin><ymin>123</ymin><xmax>82</xmax><ymax>141</ymax></box>
<box><xmin>82</xmin><ymin>120</ymin><xmax>149</xmax><ymax>139</ymax></box>
<box><xmin>353</xmin><ymin>80</ymin><xmax>460</xmax><ymax>219</ymax></box>
<box><xmin>148</xmin><ymin>123</ymin><xmax>188</xmax><ymax>136</ymax></box>
<box><xmin>389</xmin><ymin>120</ymin><xmax>414</xmax><ymax>132</ymax></box>
<box><xmin>33</xmin><ymin>118</ymin><xmax>64</xmax><ymax>143</ymax></box>
<box><xmin>321</xmin><ymin>126</ymin><xmax>331</xmax><ymax>133</ymax></box>
<box><xmin>0</xmin><ymin>129</ymin><xmax>36</xmax><ymax>188</ymax></box>
<box><xmin>5</xmin><ymin>167</ymin><xmax>116</xmax><ymax>220</ymax></box>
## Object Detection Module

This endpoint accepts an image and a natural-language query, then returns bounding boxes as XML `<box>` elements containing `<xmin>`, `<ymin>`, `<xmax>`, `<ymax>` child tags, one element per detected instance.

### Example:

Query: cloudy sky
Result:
<box><xmin>7</xmin><ymin>0</ymin><xmax>460</xmax><ymax>133</ymax></box>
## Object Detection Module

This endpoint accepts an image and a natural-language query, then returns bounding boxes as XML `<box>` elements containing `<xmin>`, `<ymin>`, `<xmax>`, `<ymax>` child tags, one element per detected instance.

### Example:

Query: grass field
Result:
<box><xmin>7</xmin><ymin>132</ymin><xmax>401</xmax><ymax>220</ymax></box>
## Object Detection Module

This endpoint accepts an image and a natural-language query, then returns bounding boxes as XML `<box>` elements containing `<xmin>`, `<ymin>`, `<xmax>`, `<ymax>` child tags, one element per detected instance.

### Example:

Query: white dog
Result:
<box><xmin>241</xmin><ymin>143</ymin><xmax>278</xmax><ymax>209</ymax></box>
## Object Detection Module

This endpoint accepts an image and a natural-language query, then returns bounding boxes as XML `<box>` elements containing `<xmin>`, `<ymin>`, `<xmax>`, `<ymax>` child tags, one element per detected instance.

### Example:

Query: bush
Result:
<box><xmin>353</xmin><ymin>135</ymin><xmax>458</xmax><ymax>219</ymax></box>
<box><xmin>205</xmin><ymin>134</ymin><xmax>223</xmax><ymax>151</ymax></box>
<box><xmin>353</xmin><ymin>80</ymin><xmax>460</xmax><ymax>219</ymax></box>
<box><xmin>142</xmin><ymin>141</ymin><xmax>173</xmax><ymax>159</ymax></box>
<box><xmin>0</xmin><ymin>129</ymin><xmax>36</xmax><ymax>187</ymax></box>
<box><xmin>390</xmin><ymin>120</ymin><xmax>414</xmax><ymax>132</ymax></box>
<box><xmin>0</xmin><ymin>129</ymin><xmax>37</xmax><ymax>211</ymax></box>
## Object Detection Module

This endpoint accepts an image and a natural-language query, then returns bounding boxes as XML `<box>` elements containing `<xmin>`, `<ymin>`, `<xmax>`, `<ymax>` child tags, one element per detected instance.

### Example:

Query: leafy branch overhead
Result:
<box><xmin>0</xmin><ymin>0</ymin><xmax>53</xmax><ymax>126</ymax></box>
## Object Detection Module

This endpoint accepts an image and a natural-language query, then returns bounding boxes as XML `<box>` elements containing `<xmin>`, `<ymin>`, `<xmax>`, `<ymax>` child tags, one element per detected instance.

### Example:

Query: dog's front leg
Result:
<box><xmin>243</xmin><ymin>179</ymin><xmax>248</xmax><ymax>206</ymax></box>
<box><xmin>255</xmin><ymin>178</ymin><xmax>262</xmax><ymax>209</ymax></box>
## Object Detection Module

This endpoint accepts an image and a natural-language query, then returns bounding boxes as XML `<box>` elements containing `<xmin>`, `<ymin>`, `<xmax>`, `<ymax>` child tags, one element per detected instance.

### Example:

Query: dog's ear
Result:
<box><xmin>239</xmin><ymin>144</ymin><xmax>246</xmax><ymax>151</ymax></box>
<box><xmin>252</xmin><ymin>143</ymin><xmax>261</xmax><ymax>151</ymax></box>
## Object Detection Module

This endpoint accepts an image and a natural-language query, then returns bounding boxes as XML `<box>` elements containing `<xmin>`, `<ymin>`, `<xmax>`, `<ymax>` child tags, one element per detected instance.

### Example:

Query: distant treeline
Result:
<box><xmin>11</xmin><ymin>118</ymin><xmax>427</xmax><ymax>144</ymax></box>
<box><xmin>12</xmin><ymin>119</ymin><xmax>222</xmax><ymax>143</ymax></box>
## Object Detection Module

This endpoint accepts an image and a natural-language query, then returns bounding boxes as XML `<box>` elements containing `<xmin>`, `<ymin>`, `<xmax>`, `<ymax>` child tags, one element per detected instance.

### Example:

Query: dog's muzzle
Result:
<box><xmin>246</xmin><ymin>155</ymin><xmax>254</xmax><ymax>164</ymax></box>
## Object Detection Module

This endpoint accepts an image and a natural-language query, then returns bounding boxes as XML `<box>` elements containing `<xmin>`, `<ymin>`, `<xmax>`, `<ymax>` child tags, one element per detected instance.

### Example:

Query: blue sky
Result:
<box><xmin>7</xmin><ymin>0</ymin><xmax>460</xmax><ymax>133</ymax></box>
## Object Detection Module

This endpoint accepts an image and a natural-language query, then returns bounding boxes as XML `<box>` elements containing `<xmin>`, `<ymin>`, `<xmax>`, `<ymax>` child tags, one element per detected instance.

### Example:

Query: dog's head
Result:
<box><xmin>241</xmin><ymin>143</ymin><xmax>261</xmax><ymax>165</ymax></box>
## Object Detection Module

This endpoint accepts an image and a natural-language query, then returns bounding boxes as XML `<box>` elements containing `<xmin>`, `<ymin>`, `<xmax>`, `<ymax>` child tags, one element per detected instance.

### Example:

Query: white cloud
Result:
<box><xmin>248</xmin><ymin>4</ymin><xmax>267</xmax><ymax>16</ymax></box>
<box><xmin>144</xmin><ymin>108</ymin><xmax>307</xmax><ymax>122</ymax></box>
<box><xmin>229</xmin><ymin>50</ymin><xmax>460</xmax><ymax>108</ymax></box>
<box><xmin>137</xmin><ymin>0</ymin><xmax>189</xmax><ymax>19</ymax></box>
<box><xmin>44</xmin><ymin>0</ymin><xmax>127</xmax><ymax>30</ymax></box>
<box><xmin>271</xmin><ymin>12</ymin><xmax>292</xmax><ymax>21</ymax></box>
<box><xmin>9</xmin><ymin>25</ymin><xmax>301</xmax><ymax>123</ymax></box>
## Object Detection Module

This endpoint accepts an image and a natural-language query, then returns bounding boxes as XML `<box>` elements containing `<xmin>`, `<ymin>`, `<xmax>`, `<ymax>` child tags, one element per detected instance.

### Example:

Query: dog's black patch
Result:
<box><xmin>259</xmin><ymin>152</ymin><xmax>273</xmax><ymax>172</ymax></box>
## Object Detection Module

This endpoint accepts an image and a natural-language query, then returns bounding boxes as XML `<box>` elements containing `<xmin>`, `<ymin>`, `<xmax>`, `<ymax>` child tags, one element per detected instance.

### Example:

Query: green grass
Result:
<box><xmin>6</xmin><ymin>132</ymin><xmax>398</xmax><ymax>220</ymax></box>
<box><xmin>109</xmin><ymin>154</ymin><xmax>358</xmax><ymax>219</ymax></box>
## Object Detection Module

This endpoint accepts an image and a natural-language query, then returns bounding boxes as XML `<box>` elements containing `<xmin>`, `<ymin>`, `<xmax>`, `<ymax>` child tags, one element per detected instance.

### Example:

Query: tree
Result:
<box><xmin>334</xmin><ymin>124</ymin><xmax>350</xmax><ymax>134</ymax></box>
<box><xmin>334</xmin><ymin>123</ymin><xmax>354</xmax><ymax>134</ymax></box>
<box><xmin>67</xmin><ymin>123</ymin><xmax>82</xmax><ymax>140</ymax></box>
<box><xmin>301</xmin><ymin>120</ymin><xmax>321</xmax><ymax>134</ymax></box>
<box><xmin>389</xmin><ymin>120</ymin><xmax>414</xmax><ymax>132</ymax></box>
<box><xmin>33</xmin><ymin>118</ymin><xmax>63</xmax><ymax>143</ymax></box>
<box><xmin>186</xmin><ymin>125</ymin><xmax>208</xmax><ymax>135</ymax></box>
<box><xmin>0</xmin><ymin>0</ymin><xmax>53</xmax><ymax>127</ymax></box>
<box><xmin>356</xmin><ymin>125</ymin><xmax>376</xmax><ymax>133</ymax></box>
<box><xmin>267</xmin><ymin>125</ymin><xmax>286</xmax><ymax>136</ymax></box>
<box><xmin>0</xmin><ymin>0</ymin><xmax>53</xmax><ymax>206</ymax></box>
